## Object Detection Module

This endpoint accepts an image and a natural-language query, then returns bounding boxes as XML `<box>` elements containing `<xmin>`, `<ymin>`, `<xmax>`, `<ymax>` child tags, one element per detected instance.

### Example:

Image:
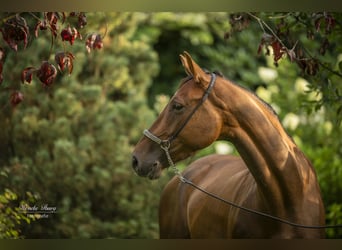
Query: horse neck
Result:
<box><xmin>214</xmin><ymin>79</ymin><xmax>318</xmax><ymax>213</ymax></box>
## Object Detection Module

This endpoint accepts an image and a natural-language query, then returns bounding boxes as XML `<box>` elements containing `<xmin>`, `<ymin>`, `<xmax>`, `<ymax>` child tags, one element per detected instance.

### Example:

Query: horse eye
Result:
<box><xmin>172</xmin><ymin>102</ymin><xmax>184</xmax><ymax>112</ymax></box>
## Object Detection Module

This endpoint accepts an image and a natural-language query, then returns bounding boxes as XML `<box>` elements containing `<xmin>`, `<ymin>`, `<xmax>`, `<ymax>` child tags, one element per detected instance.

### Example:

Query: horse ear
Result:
<box><xmin>180</xmin><ymin>51</ymin><xmax>210</xmax><ymax>85</ymax></box>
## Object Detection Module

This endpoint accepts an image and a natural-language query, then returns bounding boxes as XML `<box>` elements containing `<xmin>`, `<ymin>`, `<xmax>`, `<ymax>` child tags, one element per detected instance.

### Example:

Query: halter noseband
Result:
<box><xmin>143</xmin><ymin>72</ymin><xmax>217</xmax><ymax>151</ymax></box>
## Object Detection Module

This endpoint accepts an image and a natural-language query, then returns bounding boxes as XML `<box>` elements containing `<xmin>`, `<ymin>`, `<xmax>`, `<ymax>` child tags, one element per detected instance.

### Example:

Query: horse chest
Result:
<box><xmin>183</xmin><ymin>160</ymin><xmax>260</xmax><ymax>238</ymax></box>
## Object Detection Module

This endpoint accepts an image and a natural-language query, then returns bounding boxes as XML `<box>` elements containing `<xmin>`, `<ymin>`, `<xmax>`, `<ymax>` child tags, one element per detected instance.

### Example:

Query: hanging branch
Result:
<box><xmin>0</xmin><ymin>12</ymin><xmax>104</xmax><ymax>107</ymax></box>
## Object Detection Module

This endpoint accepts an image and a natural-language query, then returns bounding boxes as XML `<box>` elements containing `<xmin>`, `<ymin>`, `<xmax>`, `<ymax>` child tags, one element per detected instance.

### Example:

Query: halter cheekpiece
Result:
<box><xmin>144</xmin><ymin>72</ymin><xmax>217</xmax><ymax>148</ymax></box>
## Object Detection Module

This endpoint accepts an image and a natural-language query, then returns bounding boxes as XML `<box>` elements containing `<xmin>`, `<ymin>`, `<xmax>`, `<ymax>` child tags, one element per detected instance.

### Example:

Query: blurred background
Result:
<box><xmin>0</xmin><ymin>12</ymin><xmax>341</xmax><ymax>238</ymax></box>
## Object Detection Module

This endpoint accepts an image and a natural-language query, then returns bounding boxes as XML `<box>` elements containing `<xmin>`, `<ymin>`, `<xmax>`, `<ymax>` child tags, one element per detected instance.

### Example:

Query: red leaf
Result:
<box><xmin>21</xmin><ymin>67</ymin><xmax>36</xmax><ymax>84</ymax></box>
<box><xmin>306</xmin><ymin>59</ymin><xmax>319</xmax><ymax>76</ymax></box>
<box><xmin>61</xmin><ymin>26</ymin><xmax>81</xmax><ymax>45</ymax></box>
<box><xmin>324</xmin><ymin>14</ymin><xmax>336</xmax><ymax>34</ymax></box>
<box><xmin>0</xmin><ymin>63</ymin><xmax>3</xmax><ymax>84</ymax></box>
<box><xmin>314</xmin><ymin>16</ymin><xmax>323</xmax><ymax>32</ymax></box>
<box><xmin>297</xmin><ymin>58</ymin><xmax>319</xmax><ymax>76</ymax></box>
<box><xmin>61</xmin><ymin>27</ymin><xmax>74</xmax><ymax>45</ymax></box>
<box><xmin>55</xmin><ymin>51</ymin><xmax>75</xmax><ymax>74</ymax></box>
<box><xmin>34</xmin><ymin>20</ymin><xmax>48</xmax><ymax>38</ymax></box>
<box><xmin>0</xmin><ymin>48</ymin><xmax>5</xmax><ymax>84</ymax></box>
<box><xmin>10</xmin><ymin>91</ymin><xmax>24</xmax><ymax>107</ymax></box>
<box><xmin>315</xmin><ymin>13</ymin><xmax>336</xmax><ymax>34</ymax></box>
<box><xmin>78</xmin><ymin>12</ymin><xmax>87</xmax><ymax>28</ymax></box>
<box><xmin>45</xmin><ymin>12</ymin><xmax>65</xmax><ymax>38</ymax></box>
<box><xmin>85</xmin><ymin>33</ymin><xmax>103</xmax><ymax>53</ymax></box>
<box><xmin>36</xmin><ymin>61</ymin><xmax>57</xmax><ymax>86</ymax></box>
<box><xmin>0</xmin><ymin>47</ymin><xmax>4</xmax><ymax>61</ymax></box>
<box><xmin>0</xmin><ymin>14</ymin><xmax>29</xmax><ymax>51</ymax></box>
<box><xmin>46</xmin><ymin>12</ymin><xmax>62</xmax><ymax>26</ymax></box>
<box><xmin>271</xmin><ymin>41</ymin><xmax>285</xmax><ymax>63</ymax></box>
<box><xmin>257</xmin><ymin>43</ymin><xmax>263</xmax><ymax>55</ymax></box>
<box><xmin>319</xmin><ymin>38</ymin><xmax>330</xmax><ymax>55</ymax></box>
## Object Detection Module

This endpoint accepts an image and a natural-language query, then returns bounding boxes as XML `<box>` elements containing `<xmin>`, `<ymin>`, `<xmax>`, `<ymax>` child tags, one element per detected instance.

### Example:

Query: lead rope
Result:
<box><xmin>164</xmin><ymin>147</ymin><xmax>342</xmax><ymax>230</ymax></box>
<box><xmin>143</xmin><ymin>129</ymin><xmax>185</xmax><ymax>181</ymax></box>
<box><xmin>161</xmin><ymin>143</ymin><xmax>186</xmax><ymax>183</ymax></box>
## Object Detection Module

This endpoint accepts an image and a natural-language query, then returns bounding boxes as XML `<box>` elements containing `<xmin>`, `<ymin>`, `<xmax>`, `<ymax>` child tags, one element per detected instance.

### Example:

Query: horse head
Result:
<box><xmin>132</xmin><ymin>52</ymin><xmax>223</xmax><ymax>179</ymax></box>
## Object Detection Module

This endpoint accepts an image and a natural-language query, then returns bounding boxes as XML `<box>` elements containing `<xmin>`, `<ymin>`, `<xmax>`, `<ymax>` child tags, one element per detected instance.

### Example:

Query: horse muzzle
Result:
<box><xmin>131</xmin><ymin>154</ymin><xmax>163</xmax><ymax>180</ymax></box>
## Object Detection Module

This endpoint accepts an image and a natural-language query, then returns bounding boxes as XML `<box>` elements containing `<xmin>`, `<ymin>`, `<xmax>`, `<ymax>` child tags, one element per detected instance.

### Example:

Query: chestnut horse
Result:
<box><xmin>132</xmin><ymin>51</ymin><xmax>325</xmax><ymax>238</ymax></box>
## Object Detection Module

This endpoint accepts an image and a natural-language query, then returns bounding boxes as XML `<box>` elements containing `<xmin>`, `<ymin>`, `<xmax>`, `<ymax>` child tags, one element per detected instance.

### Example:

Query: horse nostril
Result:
<box><xmin>132</xmin><ymin>155</ymin><xmax>139</xmax><ymax>169</ymax></box>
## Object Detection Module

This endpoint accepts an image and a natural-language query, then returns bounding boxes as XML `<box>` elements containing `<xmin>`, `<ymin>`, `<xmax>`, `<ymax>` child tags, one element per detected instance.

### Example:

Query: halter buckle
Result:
<box><xmin>160</xmin><ymin>140</ymin><xmax>171</xmax><ymax>151</ymax></box>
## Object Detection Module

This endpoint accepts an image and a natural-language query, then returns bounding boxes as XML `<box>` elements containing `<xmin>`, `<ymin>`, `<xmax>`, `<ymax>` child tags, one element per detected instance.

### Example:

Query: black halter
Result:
<box><xmin>143</xmin><ymin>73</ymin><xmax>217</xmax><ymax>149</ymax></box>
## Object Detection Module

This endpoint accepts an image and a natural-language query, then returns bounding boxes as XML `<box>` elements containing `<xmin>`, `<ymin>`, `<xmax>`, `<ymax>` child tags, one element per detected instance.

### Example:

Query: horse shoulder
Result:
<box><xmin>160</xmin><ymin>154</ymin><xmax>259</xmax><ymax>238</ymax></box>
<box><xmin>159</xmin><ymin>172</ymin><xmax>191</xmax><ymax>238</ymax></box>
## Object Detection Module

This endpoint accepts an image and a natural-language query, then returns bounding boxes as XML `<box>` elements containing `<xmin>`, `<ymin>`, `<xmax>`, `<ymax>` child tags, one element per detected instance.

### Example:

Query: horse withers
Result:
<box><xmin>132</xmin><ymin>51</ymin><xmax>325</xmax><ymax>238</ymax></box>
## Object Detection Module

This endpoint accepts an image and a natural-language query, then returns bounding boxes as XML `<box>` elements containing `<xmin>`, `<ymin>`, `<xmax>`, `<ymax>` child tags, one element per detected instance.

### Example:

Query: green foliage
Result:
<box><xmin>326</xmin><ymin>204</ymin><xmax>342</xmax><ymax>238</ymax></box>
<box><xmin>0</xmin><ymin>12</ymin><xmax>160</xmax><ymax>238</ymax></box>
<box><xmin>0</xmin><ymin>187</ymin><xmax>37</xmax><ymax>239</ymax></box>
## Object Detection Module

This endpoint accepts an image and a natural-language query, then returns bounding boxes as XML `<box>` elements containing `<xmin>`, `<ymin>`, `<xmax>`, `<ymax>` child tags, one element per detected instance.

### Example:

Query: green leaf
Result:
<box><xmin>338</xmin><ymin>61</ymin><xmax>342</xmax><ymax>73</ymax></box>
